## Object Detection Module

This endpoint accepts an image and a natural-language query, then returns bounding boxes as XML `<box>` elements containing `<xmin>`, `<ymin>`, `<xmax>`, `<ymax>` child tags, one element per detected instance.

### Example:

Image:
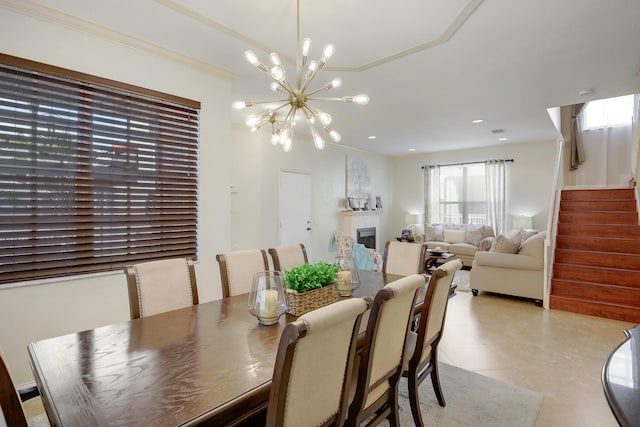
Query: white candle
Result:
<box><xmin>337</xmin><ymin>270</ymin><xmax>352</xmax><ymax>292</ymax></box>
<box><xmin>260</xmin><ymin>289</ymin><xmax>278</xmax><ymax>319</ymax></box>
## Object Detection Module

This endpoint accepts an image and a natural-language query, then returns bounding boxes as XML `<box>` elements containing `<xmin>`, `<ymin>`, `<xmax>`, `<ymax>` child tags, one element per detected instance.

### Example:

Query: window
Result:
<box><xmin>437</xmin><ymin>163</ymin><xmax>486</xmax><ymax>224</ymax></box>
<box><xmin>0</xmin><ymin>54</ymin><xmax>200</xmax><ymax>285</ymax></box>
<box><xmin>583</xmin><ymin>94</ymin><xmax>634</xmax><ymax>129</ymax></box>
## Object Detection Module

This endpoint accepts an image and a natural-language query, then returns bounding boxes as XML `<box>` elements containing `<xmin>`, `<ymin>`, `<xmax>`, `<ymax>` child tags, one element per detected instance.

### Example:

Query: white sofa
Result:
<box><xmin>415</xmin><ymin>223</ymin><xmax>495</xmax><ymax>267</ymax></box>
<box><xmin>470</xmin><ymin>231</ymin><xmax>546</xmax><ymax>305</ymax></box>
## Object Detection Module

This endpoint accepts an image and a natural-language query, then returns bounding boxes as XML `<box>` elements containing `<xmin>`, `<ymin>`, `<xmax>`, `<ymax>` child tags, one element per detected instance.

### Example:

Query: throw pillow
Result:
<box><xmin>465</xmin><ymin>225</ymin><xmax>485</xmax><ymax>246</ymax></box>
<box><xmin>490</xmin><ymin>234</ymin><xmax>522</xmax><ymax>254</ymax></box>
<box><xmin>424</xmin><ymin>224</ymin><xmax>444</xmax><ymax>241</ymax></box>
<box><xmin>443</xmin><ymin>229</ymin><xmax>466</xmax><ymax>244</ymax></box>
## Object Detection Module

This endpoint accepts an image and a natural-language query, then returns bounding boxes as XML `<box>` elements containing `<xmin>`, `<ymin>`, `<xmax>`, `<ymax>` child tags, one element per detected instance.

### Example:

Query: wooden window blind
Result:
<box><xmin>0</xmin><ymin>55</ymin><xmax>200</xmax><ymax>285</ymax></box>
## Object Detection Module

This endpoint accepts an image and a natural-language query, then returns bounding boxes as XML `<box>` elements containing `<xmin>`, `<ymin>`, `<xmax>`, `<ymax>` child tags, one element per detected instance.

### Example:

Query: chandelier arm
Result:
<box><xmin>305</xmin><ymin>87</ymin><xmax>334</xmax><ymax>97</ymax></box>
<box><xmin>301</xmin><ymin>67</ymin><xmax>321</xmax><ymax>93</ymax></box>
<box><xmin>242</xmin><ymin>99</ymin><xmax>290</xmax><ymax>106</ymax></box>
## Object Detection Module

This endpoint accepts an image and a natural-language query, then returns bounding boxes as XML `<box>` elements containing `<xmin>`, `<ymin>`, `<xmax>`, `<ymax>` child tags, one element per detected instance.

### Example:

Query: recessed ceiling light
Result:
<box><xmin>368</xmin><ymin>135</ymin><xmax>377</xmax><ymax>139</ymax></box>
<box><xmin>472</xmin><ymin>119</ymin><xmax>484</xmax><ymax>123</ymax></box>
<box><xmin>408</xmin><ymin>148</ymin><xmax>415</xmax><ymax>151</ymax></box>
<box><xmin>498</xmin><ymin>137</ymin><xmax>508</xmax><ymax>141</ymax></box>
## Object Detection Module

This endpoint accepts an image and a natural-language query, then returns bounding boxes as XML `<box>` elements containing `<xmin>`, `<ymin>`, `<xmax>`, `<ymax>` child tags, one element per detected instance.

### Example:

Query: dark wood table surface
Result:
<box><xmin>28</xmin><ymin>270</ymin><xmax>407</xmax><ymax>427</ymax></box>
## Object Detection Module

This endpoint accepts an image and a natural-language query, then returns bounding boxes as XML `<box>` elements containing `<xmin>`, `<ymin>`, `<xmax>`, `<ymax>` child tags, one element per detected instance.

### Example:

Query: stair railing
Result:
<box><xmin>544</xmin><ymin>137</ymin><xmax>565</xmax><ymax>308</ymax></box>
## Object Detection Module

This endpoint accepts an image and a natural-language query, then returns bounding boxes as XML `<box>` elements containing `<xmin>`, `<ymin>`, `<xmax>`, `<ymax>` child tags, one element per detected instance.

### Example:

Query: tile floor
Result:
<box><xmin>441</xmin><ymin>288</ymin><xmax>634</xmax><ymax>427</ymax></box>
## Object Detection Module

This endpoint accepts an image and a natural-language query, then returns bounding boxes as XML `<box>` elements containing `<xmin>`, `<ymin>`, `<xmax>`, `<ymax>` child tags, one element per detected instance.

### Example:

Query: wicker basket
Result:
<box><xmin>285</xmin><ymin>284</ymin><xmax>339</xmax><ymax>316</ymax></box>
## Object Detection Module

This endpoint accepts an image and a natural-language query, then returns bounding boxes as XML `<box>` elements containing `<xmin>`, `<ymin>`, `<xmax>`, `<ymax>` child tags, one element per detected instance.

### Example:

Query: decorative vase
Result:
<box><xmin>335</xmin><ymin>256</ymin><xmax>360</xmax><ymax>296</ymax></box>
<box><xmin>248</xmin><ymin>271</ymin><xmax>288</xmax><ymax>325</ymax></box>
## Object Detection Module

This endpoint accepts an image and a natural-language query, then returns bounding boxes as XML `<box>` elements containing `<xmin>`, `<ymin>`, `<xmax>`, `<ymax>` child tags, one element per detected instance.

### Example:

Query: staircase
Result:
<box><xmin>550</xmin><ymin>188</ymin><xmax>640</xmax><ymax>323</ymax></box>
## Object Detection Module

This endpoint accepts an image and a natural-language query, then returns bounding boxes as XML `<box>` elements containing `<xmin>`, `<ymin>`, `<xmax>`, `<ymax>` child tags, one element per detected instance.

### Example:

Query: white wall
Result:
<box><xmin>230</xmin><ymin>128</ymin><xmax>394</xmax><ymax>263</ymax></box>
<box><xmin>390</xmin><ymin>140</ymin><xmax>558</xmax><ymax>234</ymax></box>
<box><xmin>0</xmin><ymin>8</ymin><xmax>232</xmax><ymax>386</ymax></box>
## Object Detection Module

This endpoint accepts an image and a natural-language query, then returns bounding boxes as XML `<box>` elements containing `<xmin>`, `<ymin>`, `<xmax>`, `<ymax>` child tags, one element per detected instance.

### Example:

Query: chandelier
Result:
<box><xmin>232</xmin><ymin>0</ymin><xmax>369</xmax><ymax>152</ymax></box>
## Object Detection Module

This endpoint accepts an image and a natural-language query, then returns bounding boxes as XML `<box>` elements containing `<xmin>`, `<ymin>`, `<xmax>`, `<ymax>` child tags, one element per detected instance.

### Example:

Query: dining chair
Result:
<box><xmin>346</xmin><ymin>274</ymin><xmax>427</xmax><ymax>427</ymax></box>
<box><xmin>266</xmin><ymin>297</ymin><xmax>371</xmax><ymax>427</ymax></box>
<box><xmin>216</xmin><ymin>249</ymin><xmax>269</xmax><ymax>298</ymax></box>
<box><xmin>1</xmin><ymin>349</ymin><xmax>48</xmax><ymax>427</ymax></box>
<box><xmin>382</xmin><ymin>241</ymin><xmax>427</xmax><ymax>276</ymax></box>
<box><xmin>403</xmin><ymin>259</ymin><xmax>462</xmax><ymax>427</ymax></box>
<box><xmin>125</xmin><ymin>257</ymin><xmax>199</xmax><ymax>319</ymax></box>
<box><xmin>268</xmin><ymin>244</ymin><xmax>309</xmax><ymax>272</ymax></box>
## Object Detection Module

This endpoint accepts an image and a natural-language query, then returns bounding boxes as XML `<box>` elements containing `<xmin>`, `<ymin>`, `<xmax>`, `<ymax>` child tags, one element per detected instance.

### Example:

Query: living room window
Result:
<box><xmin>430</xmin><ymin>163</ymin><xmax>487</xmax><ymax>224</ymax></box>
<box><xmin>0</xmin><ymin>54</ymin><xmax>200</xmax><ymax>285</ymax></box>
<box><xmin>583</xmin><ymin>94</ymin><xmax>634</xmax><ymax>129</ymax></box>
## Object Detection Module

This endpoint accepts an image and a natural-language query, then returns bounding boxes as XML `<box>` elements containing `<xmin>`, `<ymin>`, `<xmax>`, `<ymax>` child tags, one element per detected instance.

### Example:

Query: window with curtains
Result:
<box><xmin>436</xmin><ymin>163</ymin><xmax>486</xmax><ymax>224</ymax></box>
<box><xmin>0</xmin><ymin>54</ymin><xmax>200</xmax><ymax>285</ymax></box>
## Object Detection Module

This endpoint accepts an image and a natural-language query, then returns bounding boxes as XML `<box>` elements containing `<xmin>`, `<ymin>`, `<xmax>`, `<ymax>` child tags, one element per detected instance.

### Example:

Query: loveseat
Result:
<box><xmin>414</xmin><ymin>223</ymin><xmax>495</xmax><ymax>267</ymax></box>
<box><xmin>470</xmin><ymin>230</ymin><xmax>546</xmax><ymax>305</ymax></box>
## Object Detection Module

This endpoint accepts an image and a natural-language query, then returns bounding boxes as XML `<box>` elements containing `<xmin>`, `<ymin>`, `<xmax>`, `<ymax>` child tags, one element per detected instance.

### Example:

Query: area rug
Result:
<box><xmin>384</xmin><ymin>363</ymin><xmax>543</xmax><ymax>427</ymax></box>
<box><xmin>453</xmin><ymin>269</ymin><xmax>471</xmax><ymax>292</ymax></box>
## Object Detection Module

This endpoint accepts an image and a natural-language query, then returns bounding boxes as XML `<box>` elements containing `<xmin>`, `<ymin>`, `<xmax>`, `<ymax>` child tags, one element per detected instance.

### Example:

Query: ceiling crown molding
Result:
<box><xmin>155</xmin><ymin>0</ymin><xmax>483</xmax><ymax>72</ymax></box>
<box><xmin>0</xmin><ymin>0</ymin><xmax>237</xmax><ymax>80</ymax></box>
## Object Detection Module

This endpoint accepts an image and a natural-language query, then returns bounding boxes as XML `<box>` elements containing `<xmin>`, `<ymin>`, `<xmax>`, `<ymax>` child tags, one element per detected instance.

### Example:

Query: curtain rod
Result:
<box><xmin>420</xmin><ymin>159</ymin><xmax>514</xmax><ymax>169</ymax></box>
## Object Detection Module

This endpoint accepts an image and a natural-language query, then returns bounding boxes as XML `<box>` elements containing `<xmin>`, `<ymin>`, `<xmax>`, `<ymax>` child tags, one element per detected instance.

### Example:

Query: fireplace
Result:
<box><xmin>357</xmin><ymin>227</ymin><xmax>376</xmax><ymax>250</ymax></box>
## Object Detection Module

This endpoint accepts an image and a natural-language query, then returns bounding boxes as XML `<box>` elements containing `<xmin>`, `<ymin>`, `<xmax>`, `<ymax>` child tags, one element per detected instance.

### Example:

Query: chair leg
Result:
<box><xmin>387</xmin><ymin>391</ymin><xmax>400</xmax><ymax>427</ymax></box>
<box><xmin>408</xmin><ymin>373</ymin><xmax>425</xmax><ymax>427</ymax></box>
<box><xmin>430</xmin><ymin>356</ymin><xmax>446</xmax><ymax>407</ymax></box>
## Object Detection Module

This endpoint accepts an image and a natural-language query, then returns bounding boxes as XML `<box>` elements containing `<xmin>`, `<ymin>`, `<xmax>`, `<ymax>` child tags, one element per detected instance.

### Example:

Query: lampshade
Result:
<box><xmin>513</xmin><ymin>215</ymin><xmax>533</xmax><ymax>230</ymax></box>
<box><xmin>405</xmin><ymin>214</ymin><xmax>423</xmax><ymax>225</ymax></box>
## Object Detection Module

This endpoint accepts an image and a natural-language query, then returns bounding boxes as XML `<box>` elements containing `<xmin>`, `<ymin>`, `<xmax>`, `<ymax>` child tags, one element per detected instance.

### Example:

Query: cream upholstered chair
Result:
<box><xmin>216</xmin><ymin>249</ymin><xmax>269</xmax><ymax>298</ymax></box>
<box><xmin>382</xmin><ymin>241</ymin><xmax>427</xmax><ymax>276</ymax></box>
<box><xmin>1</xmin><ymin>348</ymin><xmax>49</xmax><ymax>427</ymax></box>
<box><xmin>403</xmin><ymin>259</ymin><xmax>462</xmax><ymax>427</ymax></box>
<box><xmin>125</xmin><ymin>257</ymin><xmax>198</xmax><ymax>319</ymax></box>
<box><xmin>347</xmin><ymin>274</ymin><xmax>427</xmax><ymax>427</ymax></box>
<box><xmin>266</xmin><ymin>297</ymin><xmax>370</xmax><ymax>427</ymax></box>
<box><xmin>268</xmin><ymin>244</ymin><xmax>309</xmax><ymax>272</ymax></box>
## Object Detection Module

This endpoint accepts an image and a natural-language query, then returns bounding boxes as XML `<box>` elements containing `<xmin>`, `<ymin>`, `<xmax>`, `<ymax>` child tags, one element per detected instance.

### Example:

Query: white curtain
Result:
<box><xmin>423</xmin><ymin>166</ymin><xmax>440</xmax><ymax>224</ymax></box>
<box><xmin>485</xmin><ymin>160</ymin><xmax>506</xmax><ymax>235</ymax></box>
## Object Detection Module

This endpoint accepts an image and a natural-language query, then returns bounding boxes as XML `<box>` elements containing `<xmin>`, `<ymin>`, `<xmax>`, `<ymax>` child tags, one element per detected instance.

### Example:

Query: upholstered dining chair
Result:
<box><xmin>268</xmin><ymin>244</ymin><xmax>309</xmax><ymax>272</ymax></box>
<box><xmin>125</xmin><ymin>257</ymin><xmax>198</xmax><ymax>319</ymax></box>
<box><xmin>382</xmin><ymin>241</ymin><xmax>428</xmax><ymax>276</ymax></box>
<box><xmin>216</xmin><ymin>249</ymin><xmax>269</xmax><ymax>298</ymax></box>
<box><xmin>266</xmin><ymin>297</ymin><xmax>370</xmax><ymax>427</ymax></box>
<box><xmin>346</xmin><ymin>274</ymin><xmax>427</xmax><ymax>427</ymax></box>
<box><xmin>403</xmin><ymin>259</ymin><xmax>462</xmax><ymax>427</ymax></box>
<box><xmin>1</xmin><ymin>348</ymin><xmax>48</xmax><ymax>427</ymax></box>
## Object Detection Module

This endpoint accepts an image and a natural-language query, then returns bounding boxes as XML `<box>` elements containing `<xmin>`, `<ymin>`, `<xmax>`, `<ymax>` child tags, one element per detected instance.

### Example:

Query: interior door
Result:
<box><xmin>279</xmin><ymin>171</ymin><xmax>311</xmax><ymax>253</ymax></box>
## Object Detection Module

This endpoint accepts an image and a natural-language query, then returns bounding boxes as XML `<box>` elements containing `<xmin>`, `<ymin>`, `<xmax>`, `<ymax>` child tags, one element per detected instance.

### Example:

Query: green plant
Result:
<box><xmin>283</xmin><ymin>262</ymin><xmax>339</xmax><ymax>293</ymax></box>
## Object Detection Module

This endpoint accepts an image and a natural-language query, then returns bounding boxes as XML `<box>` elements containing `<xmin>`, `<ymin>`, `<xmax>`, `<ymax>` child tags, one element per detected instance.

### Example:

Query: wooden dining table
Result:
<box><xmin>28</xmin><ymin>270</ymin><xmax>413</xmax><ymax>427</ymax></box>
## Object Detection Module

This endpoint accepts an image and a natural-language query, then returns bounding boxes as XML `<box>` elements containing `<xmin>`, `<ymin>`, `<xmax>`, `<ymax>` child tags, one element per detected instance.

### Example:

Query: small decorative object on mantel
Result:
<box><xmin>248</xmin><ymin>271</ymin><xmax>288</xmax><ymax>325</ymax></box>
<box><xmin>283</xmin><ymin>262</ymin><xmax>339</xmax><ymax>316</ymax></box>
<box><xmin>375</xmin><ymin>196</ymin><xmax>382</xmax><ymax>210</ymax></box>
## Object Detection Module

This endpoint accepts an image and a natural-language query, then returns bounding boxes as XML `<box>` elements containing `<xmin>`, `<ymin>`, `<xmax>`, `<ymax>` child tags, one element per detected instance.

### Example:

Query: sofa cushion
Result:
<box><xmin>518</xmin><ymin>231</ymin><xmax>546</xmax><ymax>257</ymax></box>
<box><xmin>490</xmin><ymin>234</ymin><xmax>522</xmax><ymax>254</ymax></box>
<box><xmin>444</xmin><ymin>229</ymin><xmax>466</xmax><ymax>244</ymax></box>
<box><xmin>474</xmin><ymin>251</ymin><xmax>544</xmax><ymax>270</ymax></box>
<box><xmin>449</xmin><ymin>243</ymin><xmax>477</xmax><ymax>257</ymax></box>
<box><xmin>424</xmin><ymin>224</ymin><xmax>444</xmax><ymax>241</ymax></box>
<box><xmin>465</xmin><ymin>225</ymin><xmax>485</xmax><ymax>246</ymax></box>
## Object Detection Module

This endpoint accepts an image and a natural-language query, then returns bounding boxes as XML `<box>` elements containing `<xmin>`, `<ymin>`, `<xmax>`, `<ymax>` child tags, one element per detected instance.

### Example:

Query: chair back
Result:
<box><xmin>216</xmin><ymin>249</ymin><xmax>269</xmax><ymax>298</ymax></box>
<box><xmin>348</xmin><ymin>274</ymin><xmax>426</xmax><ymax>425</ymax></box>
<box><xmin>411</xmin><ymin>259</ymin><xmax>462</xmax><ymax>368</ymax></box>
<box><xmin>125</xmin><ymin>257</ymin><xmax>198</xmax><ymax>319</ymax></box>
<box><xmin>268</xmin><ymin>244</ymin><xmax>309</xmax><ymax>272</ymax></box>
<box><xmin>0</xmin><ymin>349</ymin><xmax>28</xmax><ymax>427</ymax></box>
<box><xmin>382</xmin><ymin>241</ymin><xmax>427</xmax><ymax>275</ymax></box>
<box><xmin>267</xmin><ymin>298</ymin><xmax>370</xmax><ymax>427</ymax></box>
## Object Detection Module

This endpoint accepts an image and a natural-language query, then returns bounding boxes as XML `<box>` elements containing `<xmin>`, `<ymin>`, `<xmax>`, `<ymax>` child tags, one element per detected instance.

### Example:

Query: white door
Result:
<box><xmin>279</xmin><ymin>171</ymin><xmax>312</xmax><ymax>252</ymax></box>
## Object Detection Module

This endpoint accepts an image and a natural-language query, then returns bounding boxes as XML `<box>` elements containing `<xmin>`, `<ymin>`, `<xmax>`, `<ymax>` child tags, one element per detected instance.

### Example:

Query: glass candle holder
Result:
<box><xmin>248</xmin><ymin>271</ymin><xmax>288</xmax><ymax>325</ymax></box>
<box><xmin>335</xmin><ymin>256</ymin><xmax>360</xmax><ymax>296</ymax></box>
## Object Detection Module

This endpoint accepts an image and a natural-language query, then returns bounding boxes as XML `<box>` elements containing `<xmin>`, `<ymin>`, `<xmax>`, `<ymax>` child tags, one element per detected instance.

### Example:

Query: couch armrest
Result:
<box><xmin>478</xmin><ymin>237</ymin><xmax>494</xmax><ymax>252</ymax></box>
<box><xmin>474</xmin><ymin>251</ymin><xmax>543</xmax><ymax>270</ymax></box>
